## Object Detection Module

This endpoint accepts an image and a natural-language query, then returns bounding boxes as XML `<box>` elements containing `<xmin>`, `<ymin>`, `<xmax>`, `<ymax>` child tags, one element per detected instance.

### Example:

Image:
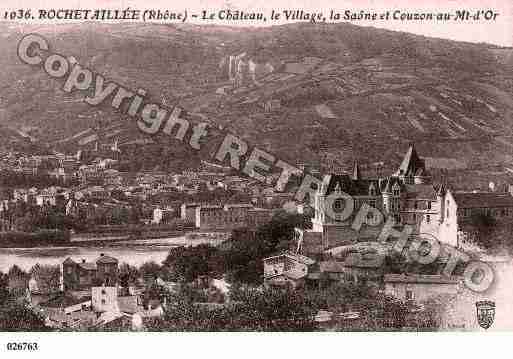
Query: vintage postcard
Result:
<box><xmin>0</xmin><ymin>0</ymin><xmax>512</xmax><ymax>351</ymax></box>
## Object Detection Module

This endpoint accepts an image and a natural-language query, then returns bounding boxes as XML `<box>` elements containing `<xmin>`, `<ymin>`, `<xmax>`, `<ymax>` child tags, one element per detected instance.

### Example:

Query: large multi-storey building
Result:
<box><xmin>194</xmin><ymin>203</ymin><xmax>272</xmax><ymax>231</ymax></box>
<box><xmin>298</xmin><ymin>144</ymin><xmax>513</xmax><ymax>255</ymax></box>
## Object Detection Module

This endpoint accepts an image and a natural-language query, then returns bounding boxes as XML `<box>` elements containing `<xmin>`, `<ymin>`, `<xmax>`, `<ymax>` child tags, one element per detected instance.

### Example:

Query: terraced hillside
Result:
<box><xmin>0</xmin><ymin>22</ymin><xmax>512</xmax><ymax>183</ymax></box>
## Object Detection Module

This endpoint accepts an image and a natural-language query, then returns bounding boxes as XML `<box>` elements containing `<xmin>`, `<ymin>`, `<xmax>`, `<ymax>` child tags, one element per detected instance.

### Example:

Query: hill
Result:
<box><xmin>0</xmin><ymin>22</ymin><xmax>512</xmax><ymax>183</ymax></box>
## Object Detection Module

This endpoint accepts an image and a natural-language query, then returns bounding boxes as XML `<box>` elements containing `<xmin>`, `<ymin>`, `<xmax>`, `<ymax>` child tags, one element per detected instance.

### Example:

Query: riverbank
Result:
<box><xmin>0</xmin><ymin>229</ymin><xmax>230</xmax><ymax>249</ymax></box>
<box><xmin>0</xmin><ymin>235</ymin><xmax>229</xmax><ymax>272</ymax></box>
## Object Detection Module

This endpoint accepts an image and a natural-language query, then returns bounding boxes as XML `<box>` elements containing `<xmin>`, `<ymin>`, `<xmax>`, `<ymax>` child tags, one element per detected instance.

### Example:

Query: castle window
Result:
<box><xmin>414</xmin><ymin>201</ymin><xmax>418</xmax><ymax>210</ymax></box>
<box><xmin>427</xmin><ymin>201</ymin><xmax>432</xmax><ymax>210</ymax></box>
<box><xmin>426</xmin><ymin>215</ymin><xmax>431</xmax><ymax>223</ymax></box>
<box><xmin>334</xmin><ymin>199</ymin><xmax>343</xmax><ymax>212</ymax></box>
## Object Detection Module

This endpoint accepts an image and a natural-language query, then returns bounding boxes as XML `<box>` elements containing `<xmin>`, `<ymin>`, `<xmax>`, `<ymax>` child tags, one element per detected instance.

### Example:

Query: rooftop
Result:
<box><xmin>384</xmin><ymin>274</ymin><xmax>459</xmax><ymax>285</ymax></box>
<box><xmin>453</xmin><ymin>192</ymin><xmax>513</xmax><ymax>209</ymax></box>
<box><xmin>96</xmin><ymin>254</ymin><xmax>119</xmax><ymax>264</ymax></box>
<box><xmin>40</xmin><ymin>294</ymin><xmax>91</xmax><ymax>309</ymax></box>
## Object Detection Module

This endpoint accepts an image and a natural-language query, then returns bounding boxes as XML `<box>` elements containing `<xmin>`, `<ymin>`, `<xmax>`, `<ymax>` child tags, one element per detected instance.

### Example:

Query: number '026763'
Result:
<box><xmin>6</xmin><ymin>342</ymin><xmax>39</xmax><ymax>351</ymax></box>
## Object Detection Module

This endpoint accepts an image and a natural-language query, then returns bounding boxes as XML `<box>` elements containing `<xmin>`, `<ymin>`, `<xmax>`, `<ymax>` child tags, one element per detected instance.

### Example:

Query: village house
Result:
<box><xmin>318</xmin><ymin>258</ymin><xmax>383</xmax><ymax>286</ymax></box>
<box><xmin>384</xmin><ymin>274</ymin><xmax>460</xmax><ymax>303</ymax></box>
<box><xmin>62</xmin><ymin>254</ymin><xmax>119</xmax><ymax>291</ymax></box>
<box><xmin>263</xmin><ymin>252</ymin><xmax>316</xmax><ymax>289</ymax></box>
<box><xmin>152</xmin><ymin>207</ymin><xmax>177</xmax><ymax>224</ymax></box>
<box><xmin>38</xmin><ymin>294</ymin><xmax>95</xmax><ymax>330</ymax></box>
<box><xmin>92</xmin><ymin>286</ymin><xmax>122</xmax><ymax>313</ymax></box>
<box><xmin>181</xmin><ymin>202</ymin><xmax>201</xmax><ymax>223</ymax></box>
<box><xmin>452</xmin><ymin>191</ymin><xmax>513</xmax><ymax>248</ymax></box>
<box><xmin>262</xmin><ymin>99</ymin><xmax>281</xmax><ymax>113</ymax></box>
<box><xmin>194</xmin><ymin>203</ymin><xmax>272</xmax><ymax>231</ymax></box>
<box><xmin>91</xmin><ymin>285</ymin><xmax>162</xmax><ymax>330</ymax></box>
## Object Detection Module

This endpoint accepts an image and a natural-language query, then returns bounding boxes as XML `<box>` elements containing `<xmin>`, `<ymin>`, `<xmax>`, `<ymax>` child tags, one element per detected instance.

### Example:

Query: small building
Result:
<box><xmin>92</xmin><ymin>286</ymin><xmax>119</xmax><ymax>313</ymax></box>
<box><xmin>262</xmin><ymin>99</ymin><xmax>281</xmax><ymax>113</ymax></box>
<box><xmin>194</xmin><ymin>203</ymin><xmax>270</xmax><ymax>231</ymax></box>
<box><xmin>263</xmin><ymin>252</ymin><xmax>316</xmax><ymax>289</ymax></box>
<box><xmin>152</xmin><ymin>207</ymin><xmax>176</xmax><ymax>224</ymax></box>
<box><xmin>384</xmin><ymin>274</ymin><xmax>460</xmax><ymax>303</ymax></box>
<box><xmin>319</xmin><ymin>259</ymin><xmax>382</xmax><ymax>285</ymax></box>
<box><xmin>180</xmin><ymin>203</ymin><xmax>201</xmax><ymax>223</ymax></box>
<box><xmin>7</xmin><ymin>274</ymin><xmax>29</xmax><ymax>299</ymax></box>
<box><xmin>39</xmin><ymin>294</ymin><xmax>94</xmax><ymax>330</ymax></box>
<box><xmin>247</xmin><ymin>208</ymin><xmax>273</xmax><ymax>229</ymax></box>
<box><xmin>454</xmin><ymin>192</ymin><xmax>513</xmax><ymax>221</ymax></box>
<box><xmin>195</xmin><ymin>205</ymin><xmax>225</xmax><ymax>230</ymax></box>
<box><xmin>62</xmin><ymin>254</ymin><xmax>119</xmax><ymax>291</ymax></box>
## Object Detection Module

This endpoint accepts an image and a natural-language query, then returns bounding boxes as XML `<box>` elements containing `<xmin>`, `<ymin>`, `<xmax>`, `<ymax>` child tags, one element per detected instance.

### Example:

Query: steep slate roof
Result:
<box><xmin>394</xmin><ymin>144</ymin><xmax>428</xmax><ymax>177</ymax></box>
<box><xmin>380</xmin><ymin>176</ymin><xmax>404</xmax><ymax>193</ymax></box>
<box><xmin>352</xmin><ymin>161</ymin><xmax>361</xmax><ymax>181</ymax></box>
<box><xmin>322</xmin><ymin>174</ymin><xmax>420</xmax><ymax>197</ymax></box>
<box><xmin>322</xmin><ymin>174</ymin><xmax>382</xmax><ymax>196</ymax></box>
<box><xmin>453</xmin><ymin>192</ymin><xmax>513</xmax><ymax>208</ymax></box>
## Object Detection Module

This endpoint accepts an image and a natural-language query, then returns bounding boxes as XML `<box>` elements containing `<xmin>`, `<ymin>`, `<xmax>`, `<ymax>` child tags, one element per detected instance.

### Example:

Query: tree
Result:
<box><xmin>163</xmin><ymin>244</ymin><xmax>221</xmax><ymax>282</ymax></box>
<box><xmin>29</xmin><ymin>264</ymin><xmax>61</xmax><ymax>294</ymax></box>
<box><xmin>469</xmin><ymin>212</ymin><xmax>502</xmax><ymax>249</ymax></box>
<box><xmin>0</xmin><ymin>272</ymin><xmax>9</xmax><ymax>306</ymax></box>
<box><xmin>0</xmin><ymin>303</ymin><xmax>49</xmax><ymax>331</ymax></box>
<box><xmin>119</xmin><ymin>263</ymin><xmax>140</xmax><ymax>287</ymax></box>
<box><xmin>112</xmin><ymin>206</ymin><xmax>130</xmax><ymax>225</ymax></box>
<box><xmin>139</xmin><ymin>261</ymin><xmax>163</xmax><ymax>283</ymax></box>
<box><xmin>147</xmin><ymin>286</ymin><xmax>316</xmax><ymax>331</ymax></box>
<box><xmin>8</xmin><ymin>264</ymin><xmax>27</xmax><ymax>279</ymax></box>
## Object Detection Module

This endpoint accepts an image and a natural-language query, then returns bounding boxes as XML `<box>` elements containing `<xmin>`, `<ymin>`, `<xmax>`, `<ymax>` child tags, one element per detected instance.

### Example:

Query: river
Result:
<box><xmin>0</xmin><ymin>236</ymin><xmax>225</xmax><ymax>272</ymax></box>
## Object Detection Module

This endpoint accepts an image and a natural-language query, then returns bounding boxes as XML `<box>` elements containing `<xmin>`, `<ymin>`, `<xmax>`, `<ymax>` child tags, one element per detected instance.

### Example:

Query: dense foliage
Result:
<box><xmin>0</xmin><ymin>269</ymin><xmax>49</xmax><ymax>331</ymax></box>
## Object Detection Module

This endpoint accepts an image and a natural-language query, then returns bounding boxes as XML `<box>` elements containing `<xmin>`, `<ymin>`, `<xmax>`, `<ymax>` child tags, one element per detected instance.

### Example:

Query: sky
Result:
<box><xmin>2</xmin><ymin>0</ymin><xmax>512</xmax><ymax>46</ymax></box>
